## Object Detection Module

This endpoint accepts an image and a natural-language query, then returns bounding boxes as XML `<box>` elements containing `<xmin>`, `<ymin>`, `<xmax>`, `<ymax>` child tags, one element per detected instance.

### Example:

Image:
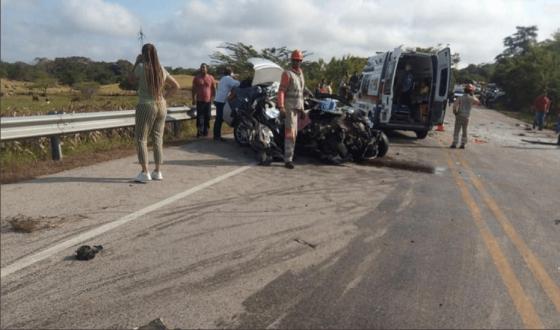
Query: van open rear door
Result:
<box><xmin>379</xmin><ymin>48</ymin><xmax>401</xmax><ymax>123</ymax></box>
<box><xmin>431</xmin><ymin>47</ymin><xmax>451</xmax><ymax>125</ymax></box>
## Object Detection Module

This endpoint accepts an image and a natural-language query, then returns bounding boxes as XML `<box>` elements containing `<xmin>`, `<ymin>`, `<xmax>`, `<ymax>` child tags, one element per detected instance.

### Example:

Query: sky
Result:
<box><xmin>1</xmin><ymin>0</ymin><xmax>559</xmax><ymax>69</ymax></box>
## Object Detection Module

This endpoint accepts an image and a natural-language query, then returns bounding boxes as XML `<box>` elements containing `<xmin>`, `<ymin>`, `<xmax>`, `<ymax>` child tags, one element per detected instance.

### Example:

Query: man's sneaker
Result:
<box><xmin>285</xmin><ymin>162</ymin><xmax>294</xmax><ymax>169</ymax></box>
<box><xmin>151</xmin><ymin>171</ymin><xmax>163</xmax><ymax>180</ymax></box>
<box><xmin>135</xmin><ymin>171</ymin><xmax>152</xmax><ymax>183</ymax></box>
<box><xmin>450</xmin><ymin>144</ymin><xmax>457</xmax><ymax>149</ymax></box>
<box><xmin>459</xmin><ymin>144</ymin><xmax>466</xmax><ymax>149</ymax></box>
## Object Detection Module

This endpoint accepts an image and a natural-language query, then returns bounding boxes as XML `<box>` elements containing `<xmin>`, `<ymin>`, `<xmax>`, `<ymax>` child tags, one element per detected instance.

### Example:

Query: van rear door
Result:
<box><xmin>431</xmin><ymin>47</ymin><xmax>451</xmax><ymax>125</ymax></box>
<box><xmin>379</xmin><ymin>48</ymin><xmax>401</xmax><ymax>123</ymax></box>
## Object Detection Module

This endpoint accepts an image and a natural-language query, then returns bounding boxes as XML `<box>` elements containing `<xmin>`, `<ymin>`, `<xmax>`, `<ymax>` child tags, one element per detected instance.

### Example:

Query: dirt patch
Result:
<box><xmin>0</xmin><ymin>145</ymin><xmax>136</xmax><ymax>184</ymax></box>
<box><xmin>4</xmin><ymin>214</ymin><xmax>88</xmax><ymax>233</ymax></box>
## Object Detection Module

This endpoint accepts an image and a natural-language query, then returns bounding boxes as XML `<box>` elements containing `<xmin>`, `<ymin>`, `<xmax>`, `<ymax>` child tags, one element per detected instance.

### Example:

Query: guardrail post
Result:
<box><xmin>50</xmin><ymin>135</ymin><xmax>62</xmax><ymax>161</ymax></box>
<box><xmin>173</xmin><ymin>121</ymin><xmax>182</xmax><ymax>138</ymax></box>
<box><xmin>48</xmin><ymin>111</ymin><xmax>63</xmax><ymax>161</ymax></box>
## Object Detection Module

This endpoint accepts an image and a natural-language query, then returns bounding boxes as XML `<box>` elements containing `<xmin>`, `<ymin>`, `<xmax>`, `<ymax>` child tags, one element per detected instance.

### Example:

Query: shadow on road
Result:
<box><xmin>359</xmin><ymin>157</ymin><xmax>436</xmax><ymax>174</ymax></box>
<box><xmin>17</xmin><ymin>177</ymin><xmax>133</xmax><ymax>184</ymax></box>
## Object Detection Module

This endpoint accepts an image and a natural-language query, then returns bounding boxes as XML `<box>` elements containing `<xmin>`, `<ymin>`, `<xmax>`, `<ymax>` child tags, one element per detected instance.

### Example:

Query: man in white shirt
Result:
<box><xmin>213</xmin><ymin>67</ymin><xmax>240</xmax><ymax>141</ymax></box>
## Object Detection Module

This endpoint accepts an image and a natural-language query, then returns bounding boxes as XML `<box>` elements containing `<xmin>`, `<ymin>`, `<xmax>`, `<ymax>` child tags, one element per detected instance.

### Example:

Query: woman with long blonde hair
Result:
<box><xmin>128</xmin><ymin>43</ymin><xmax>180</xmax><ymax>183</ymax></box>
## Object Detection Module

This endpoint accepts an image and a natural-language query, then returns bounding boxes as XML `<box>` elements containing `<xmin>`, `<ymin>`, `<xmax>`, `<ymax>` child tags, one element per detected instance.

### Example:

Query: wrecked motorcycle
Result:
<box><xmin>297</xmin><ymin>95</ymin><xmax>389</xmax><ymax>163</ymax></box>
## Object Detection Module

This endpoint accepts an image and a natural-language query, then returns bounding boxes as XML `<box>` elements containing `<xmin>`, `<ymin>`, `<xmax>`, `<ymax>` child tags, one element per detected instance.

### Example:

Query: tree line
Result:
<box><xmin>453</xmin><ymin>26</ymin><xmax>559</xmax><ymax>111</ymax></box>
<box><xmin>1</xmin><ymin>25</ymin><xmax>558</xmax><ymax>112</ymax></box>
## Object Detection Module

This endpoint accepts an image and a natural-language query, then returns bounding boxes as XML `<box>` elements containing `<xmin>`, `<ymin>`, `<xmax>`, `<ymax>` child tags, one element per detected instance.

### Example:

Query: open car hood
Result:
<box><xmin>248</xmin><ymin>57</ymin><xmax>283</xmax><ymax>86</ymax></box>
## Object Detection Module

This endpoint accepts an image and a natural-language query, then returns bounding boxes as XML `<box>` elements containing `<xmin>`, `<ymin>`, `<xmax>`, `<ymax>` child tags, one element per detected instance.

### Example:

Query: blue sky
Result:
<box><xmin>1</xmin><ymin>0</ymin><xmax>558</xmax><ymax>69</ymax></box>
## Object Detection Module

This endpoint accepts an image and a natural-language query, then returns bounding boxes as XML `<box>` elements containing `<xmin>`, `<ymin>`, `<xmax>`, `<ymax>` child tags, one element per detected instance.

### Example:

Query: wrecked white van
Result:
<box><xmin>353</xmin><ymin>47</ymin><xmax>451</xmax><ymax>139</ymax></box>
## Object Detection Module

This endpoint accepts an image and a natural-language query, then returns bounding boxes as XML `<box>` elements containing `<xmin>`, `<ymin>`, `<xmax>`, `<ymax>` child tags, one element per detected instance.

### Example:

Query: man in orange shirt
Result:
<box><xmin>532</xmin><ymin>90</ymin><xmax>551</xmax><ymax>131</ymax></box>
<box><xmin>277</xmin><ymin>50</ymin><xmax>306</xmax><ymax>169</ymax></box>
<box><xmin>192</xmin><ymin>63</ymin><xmax>216</xmax><ymax>137</ymax></box>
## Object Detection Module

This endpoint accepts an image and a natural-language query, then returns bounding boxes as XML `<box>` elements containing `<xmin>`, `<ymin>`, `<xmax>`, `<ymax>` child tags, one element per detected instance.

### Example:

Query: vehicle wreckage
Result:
<box><xmin>223</xmin><ymin>58</ymin><xmax>389</xmax><ymax>164</ymax></box>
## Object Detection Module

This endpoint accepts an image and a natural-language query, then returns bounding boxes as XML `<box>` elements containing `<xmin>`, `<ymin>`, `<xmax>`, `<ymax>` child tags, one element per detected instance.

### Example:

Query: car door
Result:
<box><xmin>380</xmin><ymin>48</ymin><xmax>401</xmax><ymax>123</ymax></box>
<box><xmin>431</xmin><ymin>47</ymin><xmax>451</xmax><ymax>125</ymax></box>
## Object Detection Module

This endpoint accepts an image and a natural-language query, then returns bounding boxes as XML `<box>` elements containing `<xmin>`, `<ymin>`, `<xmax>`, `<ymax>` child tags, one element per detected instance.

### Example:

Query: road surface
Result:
<box><xmin>1</xmin><ymin>107</ymin><xmax>559</xmax><ymax>329</ymax></box>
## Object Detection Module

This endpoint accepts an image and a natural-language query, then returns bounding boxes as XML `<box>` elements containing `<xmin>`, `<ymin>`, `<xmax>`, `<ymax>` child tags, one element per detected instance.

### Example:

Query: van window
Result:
<box><xmin>383</xmin><ymin>60</ymin><xmax>396</xmax><ymax>95</ymax></box>
<box><xmin>361</xmin><ymin>76</ymin><xmax>370</xmax><ymax>96</ymax></box>
<box><xmin>439</xmin><ymin>68</ymin><xmax>448</xmax><ymax>97</ymax></box>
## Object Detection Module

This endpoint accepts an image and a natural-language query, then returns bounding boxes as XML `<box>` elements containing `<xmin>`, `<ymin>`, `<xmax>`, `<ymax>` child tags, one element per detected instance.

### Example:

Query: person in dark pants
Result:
<box><xmin>532</xmin><ymin>90</ymin><xmax>551</xmax><ymax>131</ymax></box>
<box><xmin>213</xmin><ymin>67</ymin><xmax>239</xmax><ymax>141</ymax></box>
<box><xmin>192</xmin><ymin>63</ymin><xmax>216</xmax><ymax>137</ymax></box>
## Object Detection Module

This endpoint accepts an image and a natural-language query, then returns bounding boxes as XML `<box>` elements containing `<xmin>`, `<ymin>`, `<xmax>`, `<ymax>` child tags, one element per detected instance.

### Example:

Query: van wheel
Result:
<box><xmin>377</xmin><ymin>132</ymin><xmax>389</xmax><ymax>158</ymax></box>
<box><xmin>415</xmin><ymin>130</ymin><xmax>428</xmax><ymax>139</ymax></box>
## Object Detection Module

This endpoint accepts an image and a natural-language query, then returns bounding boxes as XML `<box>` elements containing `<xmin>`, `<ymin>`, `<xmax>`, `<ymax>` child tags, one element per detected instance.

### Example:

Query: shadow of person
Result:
<box><xmin>20</xmin><ymin>177</ymin><xmax>132</xmax><ymax>184</ymax></box>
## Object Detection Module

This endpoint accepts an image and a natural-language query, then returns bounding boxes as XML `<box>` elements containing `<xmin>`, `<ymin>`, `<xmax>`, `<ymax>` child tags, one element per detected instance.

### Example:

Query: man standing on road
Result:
<box><xmin>213</xmin><ymin>66</ymin><xmax>239</xmax><ymax>141</ymax></box>
<box><xmin>278</xmin><ymin>50</ymin><xmax>306</xmax><ymax>169</ymax></box>
<box><xmin>451</xmin><ymin>84</ymin><xmax>480</xmax><ymax>149</ymax></box>
<box><xmin>192</xmin><ymin>63</ymin><xmax>216</xmax><ymax>137</ymax></box>
<box><xmin>532</xmin><ymin>90</ymin><xmax>551</xmax><ymax>131</ymax></box>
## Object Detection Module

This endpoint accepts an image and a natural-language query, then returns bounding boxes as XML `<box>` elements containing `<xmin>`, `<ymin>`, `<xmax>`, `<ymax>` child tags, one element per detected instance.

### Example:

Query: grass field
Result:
<box><xmin>0</xmin><ymin>75</ymin><xmax>194</xmax><ymax>116</ymax></box>
<box><xmin>0</xmin><ymin>75</ymin><xmax>206</xmax><ymax>182</ymax></box>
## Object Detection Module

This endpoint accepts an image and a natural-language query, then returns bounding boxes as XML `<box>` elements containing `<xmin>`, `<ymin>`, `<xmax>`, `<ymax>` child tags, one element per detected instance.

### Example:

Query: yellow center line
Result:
<box><xmin>445</xmin><ymin>154</ymin><xmax>543</xmax><ymax>329</ymax></box>
<box><xmin>455</xmin><ymin>153</ymin><xmax>560</xmax><ymax>314</ymax></box>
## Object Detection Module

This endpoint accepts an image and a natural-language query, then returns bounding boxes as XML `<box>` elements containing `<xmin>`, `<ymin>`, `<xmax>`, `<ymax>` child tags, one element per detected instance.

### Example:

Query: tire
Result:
<box><xmin>234</xmin><ymin>124</ymin><xmax>250</xmax><ymax>146</ymax></box>
<box><xmin>377</xmin><ymin>132</ymin><xmax>389</xmax><ymax>158</ymax></box>
<box><xmin>415</xmin><ymin>130</ymin><xmax>428</xmax><ymax>139</ymax></box>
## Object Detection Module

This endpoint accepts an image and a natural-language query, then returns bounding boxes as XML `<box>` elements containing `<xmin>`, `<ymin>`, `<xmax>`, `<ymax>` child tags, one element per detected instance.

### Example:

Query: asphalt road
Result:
<box><xmin>1</xmin><ymin>107</ymin><xmax>559</xmax><ymax>329</ymax></box>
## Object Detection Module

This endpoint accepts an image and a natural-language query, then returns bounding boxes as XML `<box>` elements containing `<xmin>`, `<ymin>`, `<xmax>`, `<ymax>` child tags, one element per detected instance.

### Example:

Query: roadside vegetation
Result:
<box><xmin>0</xmin><ymin>25</ymin><xmax>558</xmax><ymax>182</ymax></box>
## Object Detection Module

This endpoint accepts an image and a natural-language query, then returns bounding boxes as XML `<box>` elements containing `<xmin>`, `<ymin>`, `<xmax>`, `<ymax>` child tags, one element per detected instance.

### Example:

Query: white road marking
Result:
<box><xmin>1</xmin><ymin>165</ymin><xmax>253</xmax><ymax>279</ymax></box>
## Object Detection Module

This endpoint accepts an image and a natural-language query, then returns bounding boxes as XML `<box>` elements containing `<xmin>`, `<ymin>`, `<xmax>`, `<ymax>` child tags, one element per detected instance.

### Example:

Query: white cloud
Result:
<box><xmin>1</xmin><ymin>0</ymin><xmax>558</xmax><ymax>68</ymax></box>
<box><xmin>59</xmin><ymin>0</ymin><xmax>139</xmax><ymax>37</ymax></box>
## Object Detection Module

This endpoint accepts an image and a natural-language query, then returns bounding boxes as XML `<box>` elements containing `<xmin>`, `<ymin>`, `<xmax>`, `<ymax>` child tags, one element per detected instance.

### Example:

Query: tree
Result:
<box><xmin>32</xmin><ymin>77</ymin><xmax>57</xmax><ymax>96</ymax></box>
<box><xmin>497</xmin><ymin>25</ymin><xmax>538</xmax><ymax>59</ymax></box>
<box><xmin>209</xmin><ymin>42</ymin><xmax>311</xmax><ymax>81</ymax></box>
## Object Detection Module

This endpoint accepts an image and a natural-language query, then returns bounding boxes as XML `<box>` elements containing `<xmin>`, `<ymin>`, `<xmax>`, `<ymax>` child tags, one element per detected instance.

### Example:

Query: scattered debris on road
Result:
<box><xmin>75</xmin><ymin>245</ymin><xmax>103</xmax><ymax>260</ymax></box>
<box><xmin>6</xmin><ymin>214</ymin><xmax>58</xmax><ymax>233</ymax></box>
<box><xmin>4</xmin><ymin>214</ymin><xmax>88</xmax><ymax>233</ymax></box>
<box><xmin>294</xmin><ymin>238</ymin><xmax>317</xmax><ymax>249</ymax></box>
<box><xmin>135</xmin><ymin>318</ymin><xmax>172</xmax><ymax>330</ymax></box>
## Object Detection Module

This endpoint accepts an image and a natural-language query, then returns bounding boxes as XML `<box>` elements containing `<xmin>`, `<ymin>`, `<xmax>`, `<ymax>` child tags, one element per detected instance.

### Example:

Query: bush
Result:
<box><xmin>74</xmin><ymin>81</ymin><xmax>100</xmax><ymax>99</ymax></box>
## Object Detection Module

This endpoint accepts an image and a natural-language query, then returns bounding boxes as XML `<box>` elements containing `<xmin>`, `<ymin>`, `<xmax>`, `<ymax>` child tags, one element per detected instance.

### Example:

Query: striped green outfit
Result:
<box><xmin>133</xmin><ymin>64</ymin><xmax>170</xmax><ymax>166</ymax></box>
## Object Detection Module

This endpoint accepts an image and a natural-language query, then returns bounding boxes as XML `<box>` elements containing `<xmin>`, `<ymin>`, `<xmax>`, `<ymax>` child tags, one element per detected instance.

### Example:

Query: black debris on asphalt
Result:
<box><xmin>75</xmin><ymin>245</ymin><xmax>103</xmax><ymax>261</ymax></box>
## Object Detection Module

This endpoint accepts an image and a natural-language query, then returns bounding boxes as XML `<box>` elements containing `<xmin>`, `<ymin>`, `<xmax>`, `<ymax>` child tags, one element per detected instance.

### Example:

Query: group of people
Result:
<box><xmin>450</xmin><ymin>86</ymin><xmax>558</xmax><ymax>148</ymax></box>
<box><xmin>128</xmin><ymin>44</ymin><xmax>308</xmax><ymax>182</ymax></box>
<box><xmin>128</xmin><ymin>43</ymin><xmax>557</xmax><ymax>182</ymax></box>
<box><xmin>190</xmin><ymin>63</ymin><xmax>240</xmax><ymax>141</ymax></box>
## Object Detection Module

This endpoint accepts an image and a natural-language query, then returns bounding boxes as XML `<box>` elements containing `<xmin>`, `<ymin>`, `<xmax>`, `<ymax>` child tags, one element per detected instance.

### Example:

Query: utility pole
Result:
<box><xmin>138</xmin><ymin>27</ymin><xmax>145</xmax><ymax>49</ymax></box>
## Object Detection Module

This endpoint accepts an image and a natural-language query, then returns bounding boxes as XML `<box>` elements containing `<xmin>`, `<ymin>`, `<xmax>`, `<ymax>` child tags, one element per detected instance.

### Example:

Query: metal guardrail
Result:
<box><xmin>0</xmin><ymin>106</ymin><xmax>199</xmax><ymax>141</ymax></box>
<box><xmin>0</xmin><ymin>106</ymin><xmax>215</xmax><ymax>160</ymax></box>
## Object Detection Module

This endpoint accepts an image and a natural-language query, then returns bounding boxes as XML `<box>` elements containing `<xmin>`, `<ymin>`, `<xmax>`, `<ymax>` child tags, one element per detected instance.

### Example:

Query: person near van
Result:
<box><xmin>316</xmin><ymin>78</ymin><xmax>327</xmax><ymax>95</ymax></box>
<box><xmin>556</xmin><ymin>111</ymin><xmax>560</xmax><ymax>145</ymax></box>
<box><xmin>399</xmin><ymin>63</ymin><xmax>415</xmax><ymax>108</ymax></box>
<box><xmin>338</xmin><ymin>74</ymin><xmax>349</xmax><ymax>99</ymax></box>
<box><xmin>325</xmin><ymin>80</ymin><xmax>333</xmax><ymax>94</ymax></box>
<box><xmin>192</xmin><ymin>63</ymin><xmax>216</xmax><ymax>137</ymax></box>
<box><xmin>128</xmin><ymin>43</ymin><xmax>180</xmax><ymax>183</ymax></box>
<box><xmin>532</xmin><ymin>90</ymin><xmax>551</xmax><ymax>130</ymax></box>
<box><xmin>214</xmin><ymin>66</ymin><xmax>240</xmax><ymax>141</ymax></box>
<box><xmin>349</xmin><ymin>71</ymin><xmax>360</xmax><ymax>94</ymax></box>
<box><xmin>451</xmin><ymin>84</ymin><xmax>480</xmax><ymax>149</ymax></box>
<box><xmin>278</xmin><ymin>49</ymin><xmax>306</xmax><ymax>169</ymax></box>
